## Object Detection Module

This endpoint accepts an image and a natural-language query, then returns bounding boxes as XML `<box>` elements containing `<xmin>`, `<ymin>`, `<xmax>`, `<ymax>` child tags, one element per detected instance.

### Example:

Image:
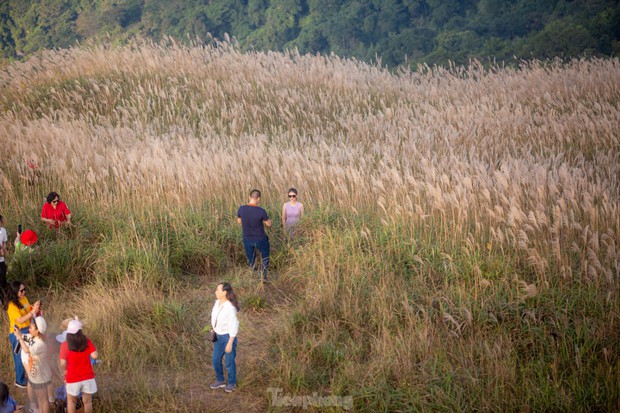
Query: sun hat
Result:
<box><xmin>21</xmin><ymin>229</ymin><xmax>38</xmax><ymax>246</ymax></box>
<box><xmin>33</xmin><ymin>316</ymin><xmax>47</xmax><ymax>334</ymax></box>
<box><xmin>56</xmin><ymin>330</ymin><xmax>67</xmax><ymax>343</ymax></box>
<box><xmin>66</xmin><ymin>319</ymin><xmax>83</xmax><ymax>335</ymax></box>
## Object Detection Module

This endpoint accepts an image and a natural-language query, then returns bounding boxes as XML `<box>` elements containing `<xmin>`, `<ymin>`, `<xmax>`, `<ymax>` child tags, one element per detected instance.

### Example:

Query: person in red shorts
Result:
<box><xmin>41</xmin><ymin>192</ymin><xmax>71</xmax><ymax>229</ymax></box>
<box><xmin>59</xmin><ymin>320</ymin><xmax>98</xmax><ymax>413</ymax></box>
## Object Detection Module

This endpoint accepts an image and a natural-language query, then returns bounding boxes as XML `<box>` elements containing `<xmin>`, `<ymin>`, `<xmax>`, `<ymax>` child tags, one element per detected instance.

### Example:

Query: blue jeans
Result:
<box><xmin>212</xmin><ymin>334</ymin><xmax>237</xmax><ymax>385</ymax></box>
<box><xmin>243</xmin><ymin>237</ymin><xmax>270</xmax><ymax>278</ymax></box>
<box><xmin>9</xmin><ymin>327</ymin><xmax>30</xmax><ymax>386</ymax></box>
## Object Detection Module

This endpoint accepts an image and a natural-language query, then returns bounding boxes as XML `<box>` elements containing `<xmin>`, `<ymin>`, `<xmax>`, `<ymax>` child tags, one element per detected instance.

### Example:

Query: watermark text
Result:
<box><xmin>267</xmin><ymin>387</ymin><xmax>353</xmax><ymax>410</ymax></box>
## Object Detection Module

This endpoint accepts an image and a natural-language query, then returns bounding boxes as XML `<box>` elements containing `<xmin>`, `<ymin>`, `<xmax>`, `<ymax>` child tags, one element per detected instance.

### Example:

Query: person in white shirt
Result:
<box><xmin>15</xmin><ymin>316</ymin><xmax>51</xmax><ymax>413</ymax></box>
<box><xmin>0</xmin><ymin>215</ymin><xmax>8</xmax><ymax>297</ymax></box>
<box><xmin>209</xmin><ymin>282</ymin><xmax>240</xmax><ymax>393</ymax></box>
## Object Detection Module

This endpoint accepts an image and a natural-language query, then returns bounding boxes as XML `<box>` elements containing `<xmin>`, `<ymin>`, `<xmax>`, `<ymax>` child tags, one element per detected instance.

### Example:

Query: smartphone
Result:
<box><xmin>18</xmin><ymin>224</ymin><xmax>22</xmax><ymax>233</ymax></box>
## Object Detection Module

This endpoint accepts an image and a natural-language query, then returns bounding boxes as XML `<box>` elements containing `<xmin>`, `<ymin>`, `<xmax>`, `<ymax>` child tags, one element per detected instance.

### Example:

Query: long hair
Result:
<box><xmin>0</xmin><ymin>382</ymin><xmax>8</xmax><ymax>405</ymax></box>
<box><xmin>66</xmin><ymin>330</ymin><xmax>88</xmax><ymax>352</ymax></box>
<box><xmin>220</xmin><ymin>282</ymin><xmax>240</xmax><ymax>311</ymax></box>
<box><xmin>6</xmin><ymin>280</ymin><xmax>23</xmax><ymax>310</ymax></box>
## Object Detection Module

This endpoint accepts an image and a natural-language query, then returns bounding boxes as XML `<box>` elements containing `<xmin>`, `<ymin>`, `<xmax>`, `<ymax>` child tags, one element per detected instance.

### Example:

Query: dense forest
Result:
<box><xmin>1</xmin><ymin>0</ymin><xmax>619</xmax><ymax>67</ymax></box>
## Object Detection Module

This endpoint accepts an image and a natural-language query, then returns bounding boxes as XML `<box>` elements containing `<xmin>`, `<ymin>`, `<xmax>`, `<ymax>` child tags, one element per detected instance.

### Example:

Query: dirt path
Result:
<box><xmin>95</xmin><ymin>273</ymin><xmax>296</xmax><ymax>412</ymax></box>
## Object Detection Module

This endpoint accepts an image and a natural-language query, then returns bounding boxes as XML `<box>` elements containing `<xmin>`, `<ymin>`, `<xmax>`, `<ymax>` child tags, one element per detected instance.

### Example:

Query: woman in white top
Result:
<box><xmin>0</xmin><ymin>215</ymin><xmax>7</xmax><ymax>295</ymax></box>
<box><xmin>15</xmin><ymin>316</ymin><xmax>51</xmax><ymax>413</ymax></box>
<box><xmin>209</xmin><ymin>282</ymin><xmax>240</xmax><ymax>393</ymax></box>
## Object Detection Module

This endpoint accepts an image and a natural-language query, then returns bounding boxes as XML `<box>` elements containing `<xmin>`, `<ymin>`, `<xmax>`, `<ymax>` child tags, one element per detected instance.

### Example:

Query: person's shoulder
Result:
<box><xmin>32</xmin><ymin>337</ymin><xmax>46</xmax><ymax>350</ymax></box>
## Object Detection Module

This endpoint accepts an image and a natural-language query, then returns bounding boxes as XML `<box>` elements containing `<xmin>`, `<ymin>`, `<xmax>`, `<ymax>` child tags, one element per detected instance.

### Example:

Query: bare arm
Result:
<box><xmin>15</xmin><ymin>301</ymin><xmax>40</xmax><ymax>324</ymax></box>
<box><xmin>60</xmin><ymin>359</ymin><xmax>67</xmax><ymax>378</ymax></box>
<box><xmin>14</xmin><ymin>328</ymin><xmax>29</xmax><ymax>353</ymax></box>
<box><xmin>264</xmin><ymin>219</ymin><xmax>272</xmax><ymax>227</ymax></box>
<box><xmin>225</xmin><ymin>336</ymin><xmax>235</xmax><ymax>353</ymax></box>
<box><xmin>15</xmin><ymin>310</ymin><xmax>35</xmax><ymax>325</ymax></box>
<box><xmin>237</xmin><ymin>217</ymin><xmax>242</xmax><ymax>225</ymax></box>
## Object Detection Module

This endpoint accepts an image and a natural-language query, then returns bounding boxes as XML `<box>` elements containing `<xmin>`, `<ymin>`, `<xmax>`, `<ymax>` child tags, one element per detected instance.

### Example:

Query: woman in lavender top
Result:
<box><xmin>282</xmin><ymin>188</ymin><xmax>304</xmax><ymax>239</ymax></box>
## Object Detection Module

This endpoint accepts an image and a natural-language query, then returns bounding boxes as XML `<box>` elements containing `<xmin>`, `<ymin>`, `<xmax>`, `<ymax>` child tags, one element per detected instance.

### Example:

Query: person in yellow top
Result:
<box><xmin>6</xmin><ymin>280</ymin><xmax>40</xmax><ymax>388</ymax></box>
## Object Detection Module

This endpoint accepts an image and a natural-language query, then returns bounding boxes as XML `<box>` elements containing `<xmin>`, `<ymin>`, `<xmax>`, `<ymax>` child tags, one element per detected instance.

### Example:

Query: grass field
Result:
<box><xmin>0</xmin><ymin>39</ymin><xmax>618</xmax><ymax>412</ymax></box>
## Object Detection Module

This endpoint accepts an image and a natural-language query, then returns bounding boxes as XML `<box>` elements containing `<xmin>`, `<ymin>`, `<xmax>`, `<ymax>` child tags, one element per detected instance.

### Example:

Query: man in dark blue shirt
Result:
<box><xmin>237</xmin><ymin>189</ymin><xmax>272</xmax><ymax>282</ymax></box>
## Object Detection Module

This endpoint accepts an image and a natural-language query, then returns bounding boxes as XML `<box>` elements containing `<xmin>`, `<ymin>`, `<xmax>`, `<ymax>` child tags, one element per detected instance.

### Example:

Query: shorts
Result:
<box><xmin>66</xmin><ymin>378</ymin><xmax>97</xmax><ymax>396</ymax></box>
<box><xmin>30</xmin><ymin>381</ymin><xmax>50</xmax><ymax>390</ymax></box>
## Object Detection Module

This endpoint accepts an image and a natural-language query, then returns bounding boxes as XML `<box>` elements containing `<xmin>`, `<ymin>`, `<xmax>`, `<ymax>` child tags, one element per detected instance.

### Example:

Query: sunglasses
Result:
<box><xmin>288</xmin><ymin>194</ymin><xmax>297</xmax><ymax>198</ymax></box>
<box><xmin>19</xmin><ymin>288</ymin><xmax>26</xmax><ymax>293</ymax></box>
<box><xmin>51</xmin><ymin>199</ymin><xmax>60</xmax><ymax>204</ymax></box>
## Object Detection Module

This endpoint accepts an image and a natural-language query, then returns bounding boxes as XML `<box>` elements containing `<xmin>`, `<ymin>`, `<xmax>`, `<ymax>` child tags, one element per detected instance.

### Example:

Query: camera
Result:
<box><xmin>18</xmin><ymin>224</ymin><xmax>22</xmax><ymax>233</ymax></box>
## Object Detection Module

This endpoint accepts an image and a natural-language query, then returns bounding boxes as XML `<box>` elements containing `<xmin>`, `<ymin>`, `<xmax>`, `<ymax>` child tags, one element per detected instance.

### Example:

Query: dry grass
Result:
<box><xmin>0</xmin><ymin>39</ymin><xmax>618</xmax><ymax>411</ymax></box>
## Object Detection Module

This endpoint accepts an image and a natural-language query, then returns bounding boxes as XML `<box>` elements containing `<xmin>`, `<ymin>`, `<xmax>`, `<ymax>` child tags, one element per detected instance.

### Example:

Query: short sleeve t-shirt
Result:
<box><xmin>237</xmin><ymin>205</ymin><xmax>269</xmax><ymax>240</ymax></box>
<box><xmin>60</xmin><ymin>338</ymin><xmax>96</xmax><ymax>383</ymax></box>
<box><xmin>0</xmin><ymin>227</ymin><xmax>7</xmax><ymax>263</ymax></box>
<box><xmin>41</xmin><ymin>201</ymin><xmax>71</xmax><ymax>227</ymax></box>
<box><xmin>27</xmin><ymin>337</ymin><xmax>52</xmax><ymax>384</ymax></box>
<box><xmin>7</xmin><ymin>297</ymin><xmax>32</xmax><ymax>332</ymax></box>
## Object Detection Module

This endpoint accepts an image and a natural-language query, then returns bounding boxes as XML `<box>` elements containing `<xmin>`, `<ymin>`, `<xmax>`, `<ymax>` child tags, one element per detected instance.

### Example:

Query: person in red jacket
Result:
<box><xmin>59</xmin><ymin>320</ymin><xmax>97</xmax><ymax>413</ymax></box>
<box><xmin>41</xmin><ymin>192</ymin><xmax>71</xmax><ymax>229</ymax></box>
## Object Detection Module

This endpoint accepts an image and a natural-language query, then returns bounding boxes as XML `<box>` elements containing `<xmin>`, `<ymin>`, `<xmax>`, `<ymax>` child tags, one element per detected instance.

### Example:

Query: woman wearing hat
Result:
<box><xmin>41</xmin><ymin>192</ymin><xmax>71</xmax><ymax>229</ymax></box>
<box><xmin>5</xmin><ymin>280</ymin><xmax>40</xmax><ymax>388</ymax></box>
<box><xmin>59</xmin><ymin>320</ymin><xmax>98</xmax><ymax>413</ymax></box>
<box><xmin>14</xmin><ymin>316</ymin><xmax>52</xmax><ymax>413</ymax></box>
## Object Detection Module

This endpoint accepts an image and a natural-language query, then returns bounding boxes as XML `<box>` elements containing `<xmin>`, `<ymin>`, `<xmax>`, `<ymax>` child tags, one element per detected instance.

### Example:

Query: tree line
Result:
<box><xmin>1</xmin><ymin>0</ymin><xmax>619</xmax><ymax>67</ymax></box>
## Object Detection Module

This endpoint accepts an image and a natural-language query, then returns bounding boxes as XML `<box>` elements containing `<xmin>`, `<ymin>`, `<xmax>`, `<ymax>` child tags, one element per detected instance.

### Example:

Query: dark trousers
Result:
<box><xmin>242</xmin><ymin>237</ymin><xmax>270</xmax><ymax>279</ymax></box>
<box><xmin>0</xmin><ymin>261</ymin><xmax>7</xmax><ymax>301</ymax></box>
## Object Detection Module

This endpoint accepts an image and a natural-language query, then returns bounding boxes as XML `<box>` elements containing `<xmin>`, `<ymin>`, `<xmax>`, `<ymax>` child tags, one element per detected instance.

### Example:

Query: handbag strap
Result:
<box><xmin>213</xmin><ymin>303</ymin><xmax>225</xmax><ymax>328</ymax></box>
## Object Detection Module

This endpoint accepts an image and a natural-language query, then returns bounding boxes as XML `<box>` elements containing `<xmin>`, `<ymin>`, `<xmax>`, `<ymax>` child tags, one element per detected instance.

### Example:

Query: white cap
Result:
<box><xmin>33</xmin><ymin>316</ymin><xmax>47</xmax><ymax>334</ymax></box>
<box><xmin>66</xmin><ymin>319</ymin><xmax>82</xmax><ymax>335</ymax></box>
